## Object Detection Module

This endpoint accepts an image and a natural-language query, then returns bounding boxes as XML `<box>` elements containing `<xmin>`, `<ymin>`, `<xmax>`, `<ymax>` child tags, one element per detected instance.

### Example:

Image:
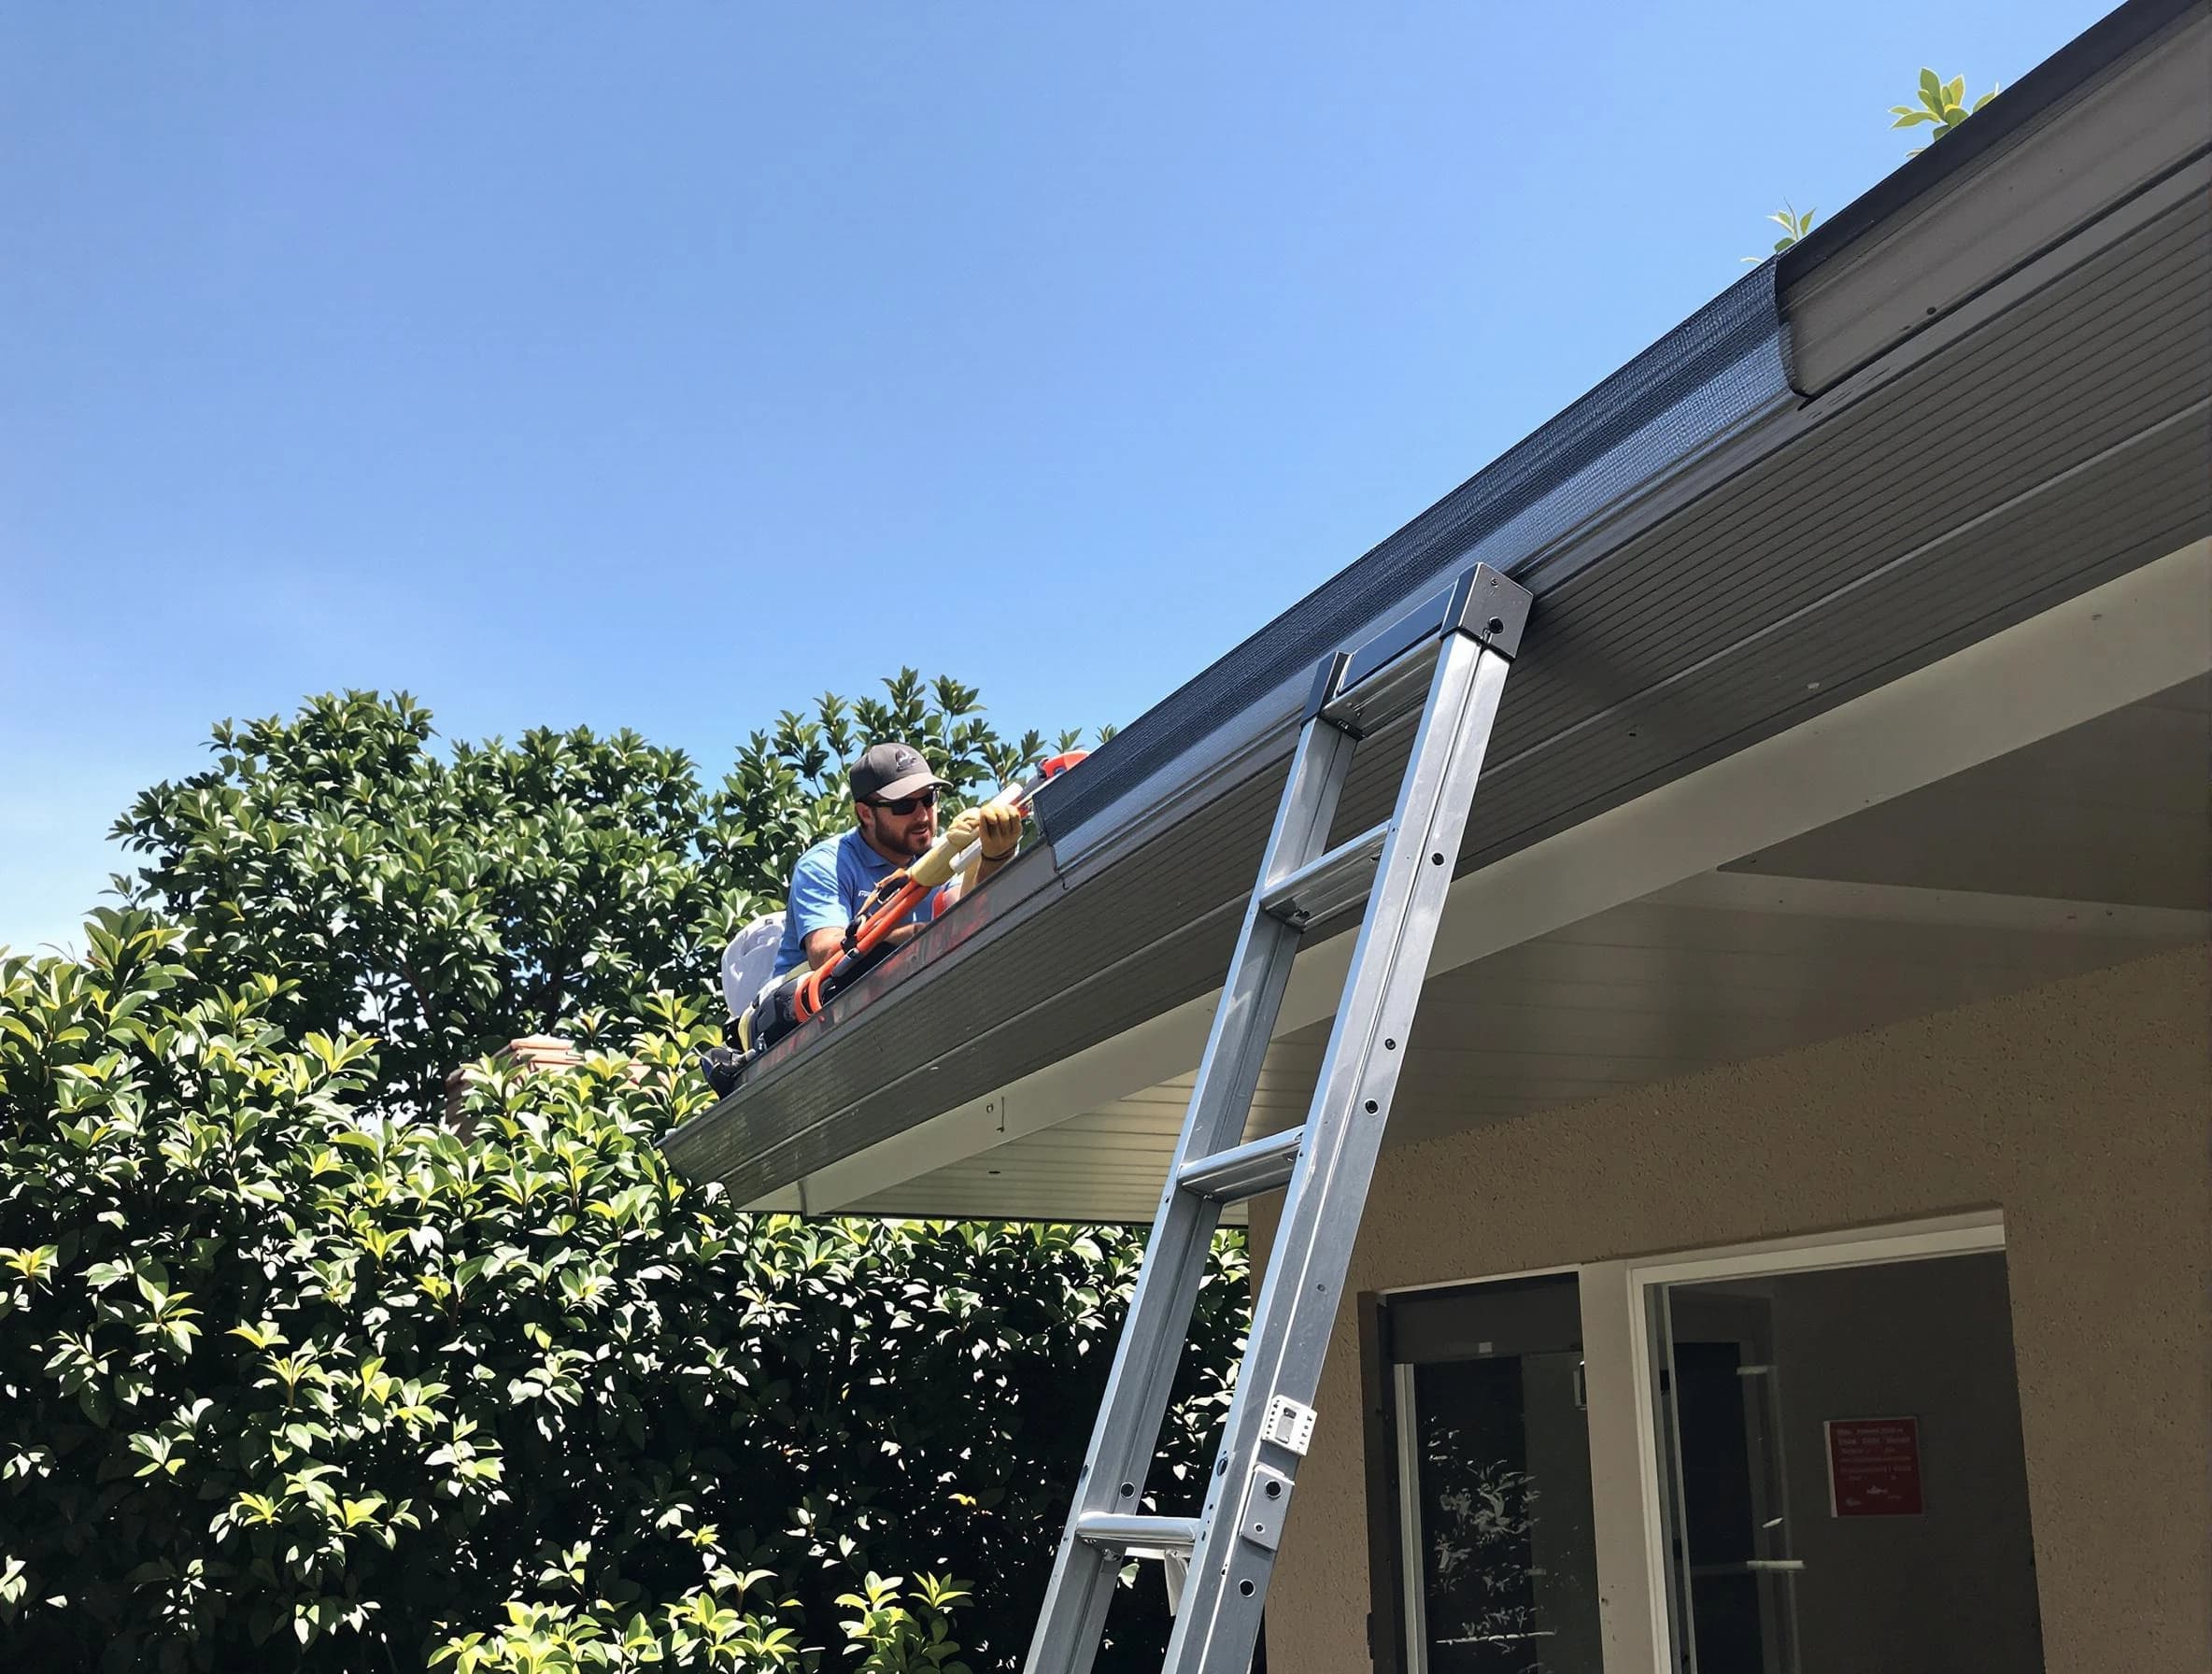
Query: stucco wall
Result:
<box><xmin>1250</xmin><ymin>943</ymin><xmax>2210</xmax><ymax>1674</ymax></box>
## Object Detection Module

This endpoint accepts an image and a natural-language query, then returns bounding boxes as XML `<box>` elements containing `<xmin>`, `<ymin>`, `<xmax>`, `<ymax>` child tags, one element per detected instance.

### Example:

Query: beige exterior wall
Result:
<box><xmin>1251</xmin><ymin>943</ymin><xmax>2211</xmax><ymax>1674</ymax></box>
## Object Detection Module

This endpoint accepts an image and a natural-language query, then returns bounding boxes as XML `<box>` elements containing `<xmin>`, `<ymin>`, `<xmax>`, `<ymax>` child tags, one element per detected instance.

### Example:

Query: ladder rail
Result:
<box><xmin>1163</xmin><ymin>628</ymin><xmax>1517</xmax><ymax>1674</ymax></box>
<box><xmin>1022</xmin><ymin>715</ymin><xmax>1359</xmax><ymax>1674</ymax></box>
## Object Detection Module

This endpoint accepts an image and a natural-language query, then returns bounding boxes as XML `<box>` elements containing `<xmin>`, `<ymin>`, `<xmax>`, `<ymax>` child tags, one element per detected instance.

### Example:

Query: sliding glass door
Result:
<box><xmin>1644</xmin><ymin>1250</ymin><xmax>2044</xmax><ymax>1674</ymax></box>
<box><xmin>1368</xmin><ymin>1274</ymin><xmax>1603</xmax><ymax>1674</ymax></box>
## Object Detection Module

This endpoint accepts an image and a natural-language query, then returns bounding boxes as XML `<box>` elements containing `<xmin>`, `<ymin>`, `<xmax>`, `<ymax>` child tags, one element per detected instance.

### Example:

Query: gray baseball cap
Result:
<box><xmin>849</xmin><ymin>742</ymin><xmax>950</xmax><ymax>804</ymax></box>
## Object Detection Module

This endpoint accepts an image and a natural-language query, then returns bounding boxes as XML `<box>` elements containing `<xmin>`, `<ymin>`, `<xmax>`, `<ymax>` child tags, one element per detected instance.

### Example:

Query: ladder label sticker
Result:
<box><xmin>1238</xmin><ymin>1464</ymin><xmax>1295</xmax><ymax>1553</ymax></box>
<box><xmin>1260</xmin><ymin>1395</ymin><xmax>1317</xmax><ymax>1456</ymax></box>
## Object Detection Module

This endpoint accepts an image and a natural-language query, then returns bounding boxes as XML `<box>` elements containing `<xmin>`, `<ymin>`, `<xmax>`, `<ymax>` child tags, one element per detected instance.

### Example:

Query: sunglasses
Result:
<box><xmin>868</xmin><ymin>789</ymin><xmax>939</xmax><ymax>816</ymax></box>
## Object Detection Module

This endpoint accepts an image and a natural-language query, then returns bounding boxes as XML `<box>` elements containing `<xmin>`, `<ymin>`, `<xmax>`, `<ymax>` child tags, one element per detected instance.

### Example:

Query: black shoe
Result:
<box><xmin>699</xmin><ymin>1045</ymin><xmax>746</xmax><ymax>1099</ymax></box>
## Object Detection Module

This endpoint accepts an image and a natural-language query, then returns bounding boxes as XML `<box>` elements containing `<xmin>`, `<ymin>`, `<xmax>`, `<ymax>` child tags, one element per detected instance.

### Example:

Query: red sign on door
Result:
<box><xmin>1826</xmin><ymin>1416</ymin><xmax>1923</xmax><ymax>1516</ymax></box>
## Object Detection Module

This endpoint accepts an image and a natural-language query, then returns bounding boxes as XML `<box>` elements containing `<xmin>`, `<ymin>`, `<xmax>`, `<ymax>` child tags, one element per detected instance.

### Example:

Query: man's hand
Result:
<box><xmin>973</xmin><ymin>802</ymin><xmax>1024</xmax><ymax>875</ymax></box>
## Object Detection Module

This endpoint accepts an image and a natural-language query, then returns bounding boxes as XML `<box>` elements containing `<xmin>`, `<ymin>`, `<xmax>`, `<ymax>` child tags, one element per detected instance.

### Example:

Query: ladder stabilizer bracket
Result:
<box><xmin>1443</xmin><ymin>561</ymin><xmax>1531</xmax><ymax>661</ymax></box>
<box><xmin>1259</xmin><ymin>1395</ymin><xmax>1317</xmax><ymax>1456</ymax></box>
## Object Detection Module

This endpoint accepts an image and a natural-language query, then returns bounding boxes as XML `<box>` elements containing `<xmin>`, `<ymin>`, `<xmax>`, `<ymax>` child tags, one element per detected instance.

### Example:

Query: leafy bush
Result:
<box><xmin>433</xmin><ymin>1568</ymin><xmax>975</xmax><ymax>1673</ymax></box>
<box><xmin>0</xmin><ymin>922</ymin><xmax>1240</xmax><ymax>1669</ymax></box>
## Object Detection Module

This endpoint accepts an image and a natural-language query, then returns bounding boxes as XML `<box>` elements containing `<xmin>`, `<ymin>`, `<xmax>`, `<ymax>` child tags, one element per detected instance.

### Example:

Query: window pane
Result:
<box><xmin>1652</xmin><ymin>1252</ymin><xmax>2044</xmax><ymax>1674</ymax></box>
<box><xmin>1398</xmin><ymin>1277</ymin><xmax>1601</xmax><ymax>1674</ymax></box>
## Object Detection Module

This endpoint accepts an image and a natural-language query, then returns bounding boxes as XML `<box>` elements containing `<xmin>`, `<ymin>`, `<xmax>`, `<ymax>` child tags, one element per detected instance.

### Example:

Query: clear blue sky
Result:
<box><xmin>1</xmin><ymin>0</ymin><xmax>2104</xmax><ymax>954</ymax></box>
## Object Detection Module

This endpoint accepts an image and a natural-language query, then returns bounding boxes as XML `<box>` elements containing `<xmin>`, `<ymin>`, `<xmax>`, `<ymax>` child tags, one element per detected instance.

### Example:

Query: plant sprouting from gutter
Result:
<box><xmin>1891</xmin><ymin>66</ymin><xmax>2002</xmax><ymax>156</ymax></box>
<box><xmin>1748</xmin><ymin>63</ymin><xmax>2002</xmax><ymax>262</ymax></box>
<box><xmin>1745</xmin><ymin>201</ymin><xmax>1818</xmax><ymax>264</ymax></box>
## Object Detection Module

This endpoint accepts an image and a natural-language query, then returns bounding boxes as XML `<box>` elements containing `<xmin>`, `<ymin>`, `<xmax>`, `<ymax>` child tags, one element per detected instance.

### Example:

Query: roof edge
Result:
<box><xmin>1781</xmin><ymin>0</ymin><xmax>2201</xmax><ymax>283</ymax></box>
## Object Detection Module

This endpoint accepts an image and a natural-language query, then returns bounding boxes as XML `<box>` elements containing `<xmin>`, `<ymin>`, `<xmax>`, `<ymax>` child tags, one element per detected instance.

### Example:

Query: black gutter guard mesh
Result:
<box><xmin>1032</xmin><ymin>261</ymin><xmax>1793</xmax><ymax>848</ymax></box>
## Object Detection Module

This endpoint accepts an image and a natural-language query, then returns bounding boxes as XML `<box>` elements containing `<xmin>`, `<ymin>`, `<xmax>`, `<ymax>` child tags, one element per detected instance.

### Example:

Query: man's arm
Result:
<box><xmin>785</xmin><ymin>845</ymin><xmax>853</xmax><ymax>973</ymax></box>
<box><xmin>807</xmin><ymin>918</ymin><xmax>931</xmax><ymax>968</ymax></box>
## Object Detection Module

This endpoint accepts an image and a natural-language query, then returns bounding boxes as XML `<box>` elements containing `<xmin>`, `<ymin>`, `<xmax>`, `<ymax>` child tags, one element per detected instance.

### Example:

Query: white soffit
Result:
<box><xmin>767</xmin><ymin>539</ymin><xmax>2212</xmax><ymax>1213</ymax></box>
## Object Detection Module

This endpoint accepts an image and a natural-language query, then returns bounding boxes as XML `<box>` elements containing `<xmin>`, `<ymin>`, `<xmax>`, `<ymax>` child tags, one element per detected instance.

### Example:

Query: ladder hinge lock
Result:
<box><xmin>1237</xmin><ymin>1464</ymin><xmax>1295</xmax><ymax>1553</ymax></box>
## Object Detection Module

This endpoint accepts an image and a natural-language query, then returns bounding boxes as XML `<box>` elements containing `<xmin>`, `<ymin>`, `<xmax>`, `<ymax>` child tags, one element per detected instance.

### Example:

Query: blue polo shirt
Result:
<box><xmin>771</xmin><ymin>827</ymin><xmax>946</xmax><ymax>979</ymax></box>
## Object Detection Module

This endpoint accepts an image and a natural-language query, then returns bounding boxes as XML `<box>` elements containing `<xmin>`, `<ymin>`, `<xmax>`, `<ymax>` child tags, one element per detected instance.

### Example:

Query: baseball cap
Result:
<box><xmin>849</xmin><ymin>742</ymin><xmax>951</xmax><ymax>804</ymax></box>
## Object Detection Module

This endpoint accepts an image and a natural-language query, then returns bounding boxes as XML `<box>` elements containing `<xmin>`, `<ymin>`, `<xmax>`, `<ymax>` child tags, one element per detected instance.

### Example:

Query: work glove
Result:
<box><xmin>972</xmin><ymin>801</ymin><xmax>1024</xmax><ymax>864</ymax></box>
<box><xmin>937</xmin><ymin>803</ymin><xmax>985</xmax><ymax>857</ymax></box>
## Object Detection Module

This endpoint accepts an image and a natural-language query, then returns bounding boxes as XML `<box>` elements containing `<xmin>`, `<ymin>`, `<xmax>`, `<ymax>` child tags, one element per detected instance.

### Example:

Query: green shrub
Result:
<box><xmin>0</xmin><ymin>913</ymin><xmax>1243</xmax><ymax>1671</ymax></box>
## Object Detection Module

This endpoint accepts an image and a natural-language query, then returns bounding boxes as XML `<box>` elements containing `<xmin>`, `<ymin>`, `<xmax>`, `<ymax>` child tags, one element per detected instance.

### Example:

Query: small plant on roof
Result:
<box><xmin>1891</xmin><ymin>67</ymin><xmax>2001</xmax><ymax>155</ymax></box>
<box><xmin>1744</xmin><ymin>202</ymin><xmax>1818</xmax><ymax>264</ymax></box>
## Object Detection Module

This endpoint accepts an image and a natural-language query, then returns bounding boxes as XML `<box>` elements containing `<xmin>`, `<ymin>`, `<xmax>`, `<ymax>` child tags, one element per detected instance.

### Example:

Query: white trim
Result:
<box><xmin>1392</xmin><ymin>1362</ymin><xmax>1429</xmax><ymax>1674</ymax></box>
<box><xmin>1375</xmin><ymin>1260</ymin><xmax>1579</xmax><ymax>1300</ymax></box>
<box><xmin>1580</xmin><ymin>1260</ymin><xmax>1666</xmax><ymax>1673</ymax></box>
<box><xmin>1623</xmin><ymin>1211</ymin><xmax>2005</xmax><ymax>1290</ymax></box>
<box><xmin>1618</xmin><ymin>1213</ymin><xmax>2007</xmax><ymax>1672</ymax></box>
<box><xmin>1645</xmin><ymin>873</ymin><xmax>2212</xmax><ymax>942</ymax></box>
<box><xmin>782</xmin><ymin>540</ymin><xmax>2210</xmax><ymax>1212</ymax></box>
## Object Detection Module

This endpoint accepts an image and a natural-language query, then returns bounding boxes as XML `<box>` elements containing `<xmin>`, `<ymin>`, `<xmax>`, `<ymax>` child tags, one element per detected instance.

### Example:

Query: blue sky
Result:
<box><xmin>1</xmin><ymin>0</ymin><xmax>2103</xmax><ymax>954</ymax></box>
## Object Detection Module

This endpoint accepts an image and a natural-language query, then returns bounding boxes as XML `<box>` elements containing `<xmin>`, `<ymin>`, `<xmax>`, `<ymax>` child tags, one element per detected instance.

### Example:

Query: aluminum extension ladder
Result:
<box><xmin>1024</xmin><ymin>561</ymin><xmax>1533</xmax><ymax>1674</ymax></box>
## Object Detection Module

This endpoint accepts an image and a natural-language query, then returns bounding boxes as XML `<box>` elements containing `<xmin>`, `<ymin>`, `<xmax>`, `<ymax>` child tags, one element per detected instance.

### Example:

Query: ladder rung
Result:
<box><xmin>1075</xmin><ymin>1513</ymin><xmax>1201</xmax><ymax>1553</ymax></box>
<box><xmin>1258</xmin><ymin>822</ymin><xmax>1390</xmax><ymax>927</ymax></box>
<box><xmin>1176</xmin><ymin>1125</ymin><xmax>1305</xmax><ymax>1200</ymax></box>
<box><xmin>1320</xmin><ymin>635</ymin><xmax>1439</xmax><ymax>737</ymax></box>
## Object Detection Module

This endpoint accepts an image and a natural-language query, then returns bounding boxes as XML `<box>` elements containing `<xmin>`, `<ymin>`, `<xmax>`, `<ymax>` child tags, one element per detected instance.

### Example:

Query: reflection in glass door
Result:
<box><xmin>1652</xmin><ymin>1288</ymin><xmax>1800</xmax><ymax>1674</ymax></box>
<box><xmin>1379</xmin><ymin>1274</ymin><xmax>1602</xmax><ymax>1674</ymax></box>
<box><xmin>1646</xmin><ymin>1252</ymin><xmax>2045</xmax><ymax>1674</ymax></box>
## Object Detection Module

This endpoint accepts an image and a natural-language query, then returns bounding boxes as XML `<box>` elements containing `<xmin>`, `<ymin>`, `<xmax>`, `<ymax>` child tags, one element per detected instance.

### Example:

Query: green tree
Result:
<box><xmin>108</xmin><ymin>681</ymin><xmax>1086</xmax><ymax>1120</ymax></box>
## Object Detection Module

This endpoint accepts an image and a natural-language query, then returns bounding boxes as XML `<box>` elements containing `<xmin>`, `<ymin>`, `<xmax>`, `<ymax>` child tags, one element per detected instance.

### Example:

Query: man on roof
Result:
<box><xmin>770</xmin><ymin>741</ymin><xmax>1024</xmax><ymax>979</ymax></box>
